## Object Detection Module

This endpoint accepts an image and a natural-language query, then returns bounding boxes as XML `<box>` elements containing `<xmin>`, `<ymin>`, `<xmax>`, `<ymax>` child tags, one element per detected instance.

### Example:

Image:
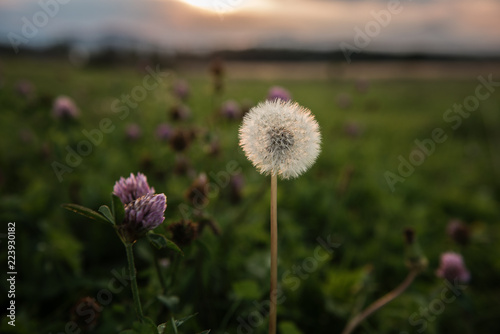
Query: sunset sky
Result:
<box><xmin>0</xmin><ymin>0</ymin><xmax>499</xmax><ymax>55</ymax></box>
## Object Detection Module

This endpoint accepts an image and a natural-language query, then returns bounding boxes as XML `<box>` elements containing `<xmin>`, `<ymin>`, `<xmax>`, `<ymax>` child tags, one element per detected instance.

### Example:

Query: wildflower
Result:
<box><xmin>267</xmin><ymin>86</ymin><xmax>291</xmax><ymax>102</ymax></box>
<box><xmin>404</xmin><ymin>227</ymin><xmax>415</xmax><ymax>245</ymax></box>
<box><xmin>185</xmin><ymin>173</ymin><xmax>209</xmax><ymax>208</ymax></box>
<box><xmin>168</xmin><ymin>219</ymin><xmax>198</xmax><ymax>247</ymax></box>
<box><xmin>436</xmin><ymin>252</ymin><xmax>470</xmax><ymax>283</ymax></box>
<box><xmin>229</xmin><ymin>173</ymin><xmax>244</xmax><ymax>203</ymax></box>
<box><xmin>15</xmin><ymin>80</ymin><xmax>34</xmax><ymax>98</ymax></box>
<box><xmin>169</xmin><ymin>104</ymin><xmax>191</xmax><ymax>121</ymax></box>
<box><xmin>70</xmin><ymin>297</ymin><xmax>101</xmax><ymax>331</ymax></box>
<box><xmin>52</xmin><ymin>95</ymin><xmax>79</xmax><ymax>119</ymax></box>
<box><xmin>239</xmin><ymin>99</ymin><xmax>321</xmax><ymax>179</ymax></box>
<box><xmin>172</xmin><ymin>80</ymin><xmax>190</xmax><ymax>101</ymax></box>
<box><xmin>210</xmin><ymin>57</ymin><xmax>225</xmax><ymax>94</ymax></box>
<box><xmin>156</xmin><ymin>123</ymin><xmax>173</xmax><ymax>141</ymax></box>
<box><xmin>125</xmin><ymin>123</ymin><xmax>141</xmax><ymax>140</ymax></box>
<box><xmin>344</xmin><ymin>121</ymin><xmax>363</xmax><ymax>138</ymax></box>
<box><xmin>113</xmin><ymin>172</ymin><xmax>155</xmax><ymax>205</ymax></box>
<box><xmin>446</xmin><ymin>219</ymin><xmax>470</xmax><ymax>246</ymax></box>
<box><xmin>220</xmin><ymin>100</ymin><xmax>241</xmax><ymax>120</ymax></box>
<box><xmin>209</xmin><ymin>57</ymin><xmax>225</xmax><ymax>78</ymax></box>
<box><xmin>174</xmin><ymin>155</ymin><xmax>191</xmax><ymax>176</ymax></box>
<box><xmin>207</xmin><ymin>139</ymin><xmax>221</xmax><ymax>157</ymax></box>
<box><xmin>403</xmin><ymin>227</ymin><xmax>428</xmax><ymax>271</ymax></box>
<box><xmin>120</xmin><ymin>194</ymin><xmax>167</xmax><ymax>243</ymax></box>
<box><xmin>169</xmin><ymin>129</ymin><xmax>192</xmax><ymax>152</ymax></box>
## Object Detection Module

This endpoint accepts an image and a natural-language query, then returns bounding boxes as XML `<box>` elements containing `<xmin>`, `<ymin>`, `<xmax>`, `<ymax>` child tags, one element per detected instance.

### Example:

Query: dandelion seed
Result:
<box><xmin>239</xmin><ymin>99</ymin><xmax>321</xmax><ymax>179</ymax></box>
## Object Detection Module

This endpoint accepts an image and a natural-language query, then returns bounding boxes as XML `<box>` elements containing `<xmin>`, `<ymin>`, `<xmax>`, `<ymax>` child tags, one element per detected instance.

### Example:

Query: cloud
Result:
<box><xmin>0</xmin><ymin>0</ymin><xmax>499</xmax><ymax>54</ymax></box>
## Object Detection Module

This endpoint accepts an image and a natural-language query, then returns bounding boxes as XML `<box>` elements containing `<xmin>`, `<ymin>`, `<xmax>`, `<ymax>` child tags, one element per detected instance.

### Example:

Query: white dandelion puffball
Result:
<box><xmin>239</xmin><ymin>99</ymin><xmax>321</xmax><ymax>179</ymax></box>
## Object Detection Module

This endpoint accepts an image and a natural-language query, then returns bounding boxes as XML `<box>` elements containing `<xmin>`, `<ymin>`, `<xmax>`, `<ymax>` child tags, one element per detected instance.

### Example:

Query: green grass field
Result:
<box><xmin>1</xmin><ymin>57</ymin><xmax>500</xmax><ymax>334</ymax></box>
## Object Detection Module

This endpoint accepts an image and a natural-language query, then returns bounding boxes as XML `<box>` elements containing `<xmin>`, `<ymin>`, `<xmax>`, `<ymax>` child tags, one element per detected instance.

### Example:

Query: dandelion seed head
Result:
<box><xmin>239</xmin><ymin>99</ymin><xmax>321</xmax><ymax>179</ymax></box>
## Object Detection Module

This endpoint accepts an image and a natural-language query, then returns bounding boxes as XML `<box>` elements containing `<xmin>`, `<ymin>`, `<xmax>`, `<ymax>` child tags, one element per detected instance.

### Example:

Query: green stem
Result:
<box><xmin>269</xmin><ymin>174</ymin><xmax>278</xmax><ymax>334</ymax></box>
<box><xmin>125</xmin><ymin>243</ymin><xmax>145</xmax><ymax>322</ymax></box>
<box><xmin>341</xmin><ymin>268</ymin><xmax>420</xmax><ymax>334</ymax></box>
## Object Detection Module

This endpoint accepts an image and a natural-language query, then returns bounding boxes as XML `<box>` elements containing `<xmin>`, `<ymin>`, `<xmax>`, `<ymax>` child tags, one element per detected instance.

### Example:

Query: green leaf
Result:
<box><xmin>147</xmin><ymin>233</ymin><xmax>183</xmax><ymax>255</ymax></box>
<box><xmin>278</xmin><ymin>321</ymin><xmax>304</xmax><ymax>334</ymax></box>
<box><xmin>157</xmin><ymin>314</ymin><xmax>198</xmax><ymax>334</ymax></box>
<box><xmin>112</xmin><ymin>194</ymin><xmax>125</xmax><ymax>225</ymax></box>
<box><xmin>62</xmin><ymin>203</ymin><xmax>111</xmax><ymax>225</ymax></box>
<box><xmin>157</xmin><ymin>295</ymin><xmax>179</xmax><ymax>310</ymax></box>
<box><xmin>168</xmin><ymin>316</ymin><xmax>178</xmax><ymax>334</ymax></box>
<box><xmin>130</xmin><ymin>320</ymin><xmax>157</xmax><ymax>334</ymax></box>
<box><xmin>99</xmin><ymin>205</ymin><xmax>115</xmax><ymax>225</ymax></box>
<box><xmin>174</xmin><ymin>313</ymin><xmax>198</xmax><ymax>327</ymax></box>
<box><xmin>143</xmin><ymin>317</ymin><xmax>158</xmax><ymax>333</ymax></box>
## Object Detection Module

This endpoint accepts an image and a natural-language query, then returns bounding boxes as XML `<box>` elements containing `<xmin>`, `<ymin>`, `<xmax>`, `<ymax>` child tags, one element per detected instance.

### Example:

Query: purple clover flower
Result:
<box><xmin>220</xmin><ymin>100</ymin><xmax>241</xmax><ymax>120</ymax></box>
<box><xmin>113</xmin><ymin>172</ymin><xmax>155</xmax><ymax>205</ymax></box>
<box><xmin>121</xmin><ymin>194</ymin><xmax>167</xmax><ymax>242</ymax></box>
<box><xmin>266</xmin><ymin>86</ymin><xmax>291</xmax><ymax>102</ymax></box>
<box><xmin>126</xmin><ymin>123</ymin><xmax>141</xmax><ymax>140</ymax></box>
<box><xmin>436</xmin><ymin>252</ymin><xmax>470</xmax><ymax>283</ymax></box>
<box><xmin>173</xmin><ymin>80</ymin><xmax>190</xmax><ymax>101</ymax></box>
<box><xmin>170</xmin><ymin>105</ymin><xmax>191</xmax><ymax>121</ymax></box>
<box><xmin>446</xmin><ymin>219</ymin><xmax>470</xmax><ymax>246</ymax></box>
<box><xmin>52</xmin><ymin>95</ymin><xmax>79</xmax><ymax>119</ymax></box>
<box><xmin>156</xmin><ymin>123</ymin><xmax>173</xmax><ymax>141</ymax></box>
<box><xmin>16</xmin><ymin>80</ymin><xmax>34</xmax><ymax>98</ymax></box>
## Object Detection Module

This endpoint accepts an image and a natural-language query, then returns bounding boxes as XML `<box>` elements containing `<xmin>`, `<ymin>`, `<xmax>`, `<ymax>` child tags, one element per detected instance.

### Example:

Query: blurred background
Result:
<box><xmin>1</xmin><ymin>0</ymin><xmax>500</xmax><ymax>333</ymax></box>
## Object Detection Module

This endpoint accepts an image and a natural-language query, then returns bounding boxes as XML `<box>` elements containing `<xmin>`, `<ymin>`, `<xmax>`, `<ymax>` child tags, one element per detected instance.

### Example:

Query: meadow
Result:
<box><xmin>1</xmin><ymin>56</ymin><xmax>500</xmax><ymax>334</ymax></box>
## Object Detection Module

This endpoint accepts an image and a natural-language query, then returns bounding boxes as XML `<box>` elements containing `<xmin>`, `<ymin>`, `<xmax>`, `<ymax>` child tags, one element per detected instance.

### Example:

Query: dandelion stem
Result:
<box><xmin>125</xmin><ymin>243</ymin><xmax>145</xmax><ymax>322</ymax></box>
<box><xmin>341</xmin><ymin>268</ymin><xmax>420</xmax><ymax>334</ymax></box>
<box><xmin>269</xmin><ymin>174</ymin><xmax>278</xmax><ymax>334</ymax></box>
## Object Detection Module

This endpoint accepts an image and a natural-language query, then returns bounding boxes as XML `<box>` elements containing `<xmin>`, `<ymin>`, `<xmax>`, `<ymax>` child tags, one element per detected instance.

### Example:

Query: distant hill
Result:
<box><xmin>1</xmin><ymin>41</ymin><xmax>498</xmax><ymax>66</ymax></box>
